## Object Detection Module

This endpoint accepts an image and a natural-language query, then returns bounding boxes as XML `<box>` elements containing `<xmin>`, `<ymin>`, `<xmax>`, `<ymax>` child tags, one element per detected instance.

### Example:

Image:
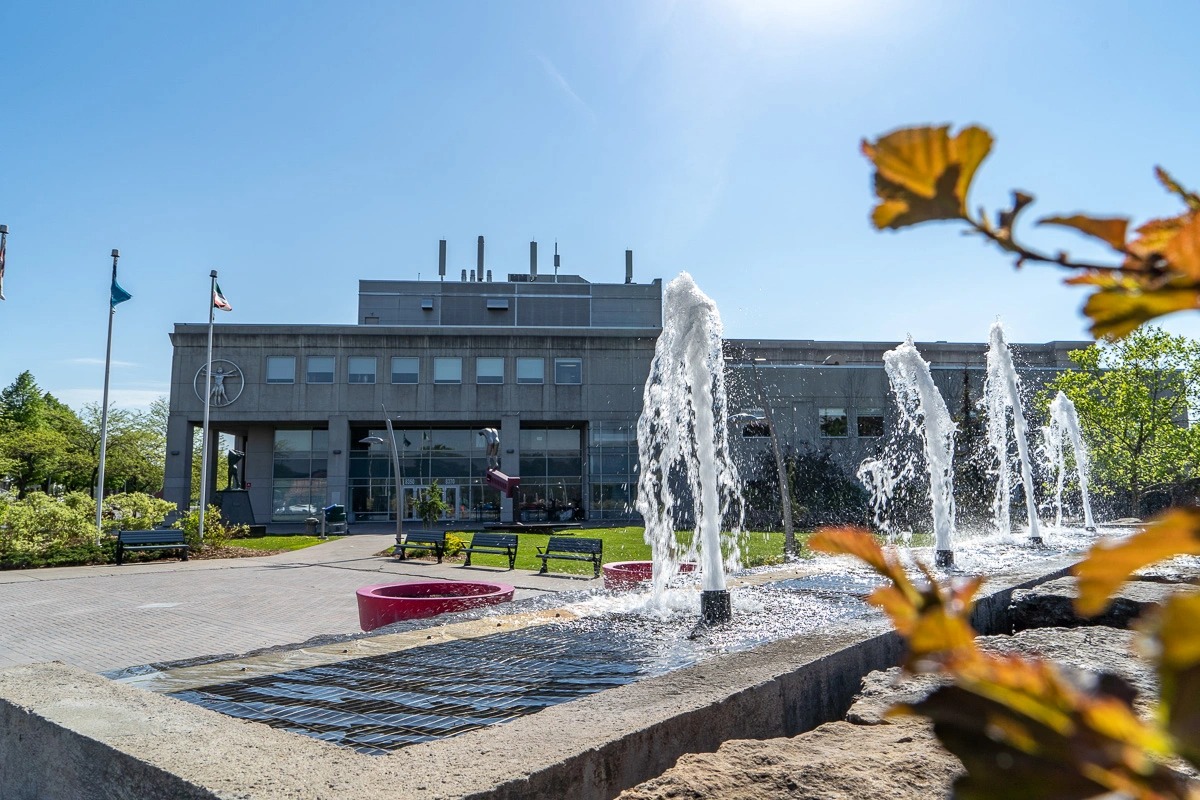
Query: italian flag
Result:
<box><xmin>213</xmin><ymin>283</ymin><xmax>232</xmax><ymax>312</ymax></box>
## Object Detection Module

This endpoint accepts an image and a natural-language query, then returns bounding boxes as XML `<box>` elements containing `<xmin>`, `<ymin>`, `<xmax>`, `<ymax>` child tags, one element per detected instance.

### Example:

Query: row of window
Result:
<box><xmin>265</xmin><ymin>356</ymin><xmax>584</xmax><ymax>386</ymax></box>
<box><xmin>739</xmin><ymin>408</ymin><xmax>885</xmax><ymax>439</ymax></box>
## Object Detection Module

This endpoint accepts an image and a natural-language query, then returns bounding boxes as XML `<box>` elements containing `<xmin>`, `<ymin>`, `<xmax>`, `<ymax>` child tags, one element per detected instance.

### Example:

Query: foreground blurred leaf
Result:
<box><xmin>1038</xmin><ymin>215</ymin><xmax>1130</xmax><ymax>250</ymax></box>
<box><xmin>1163</xmin><ymin>214</ymin><xmax>1200</xmax><ymax>279</ymax></box>
<box><xmin>1079</xmin><ymin>282</ymin><xmax>1200</xmax><ymax>339</ymax></box>
<box><xmin>812</xmin><ymin>527</ymin><xmax>980</xmax><ymax>666</ymax></box>
<box><xmin>1155</xmin><ymin>592</ymin><xmax>1200</xmax><ymax>769</ymax></box>
<box><xmin>1155</xmin><ymin>167</ymin><xmax>1200</xmax><ymax>212</ymax></box>
<box><xmin>862</xmin><ymin>125</ymin><xmax>993</xmax><ymax>229</ymax></box>
<box><xmin>1074</xmin><ymin>508</ymin><xmax>1200</xmax><ymax>616</ymax></box>
<box><xmin>1128</xmin><ymin>214</ymin><xmax>1190</xmax><ymax>262</ymax></box>
<box><xmin>898</xmin><ymin>652</ymin><xmax>1188</xmax><ymax>800</ymax></box>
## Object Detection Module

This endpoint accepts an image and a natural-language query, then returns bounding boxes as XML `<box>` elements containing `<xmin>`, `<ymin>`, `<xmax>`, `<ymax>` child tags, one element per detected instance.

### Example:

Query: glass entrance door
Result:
<box><xmin>403</xmin><ymin>485</ymin><xmax>461</xmax><ymax>522</ymax></box>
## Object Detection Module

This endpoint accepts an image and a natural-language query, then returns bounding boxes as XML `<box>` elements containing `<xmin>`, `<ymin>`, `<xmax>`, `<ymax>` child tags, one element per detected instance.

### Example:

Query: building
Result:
<box><xmin>163</xmin><ymin>240</ymin><xmax>1089</xmax><ymax>526</ymax></box>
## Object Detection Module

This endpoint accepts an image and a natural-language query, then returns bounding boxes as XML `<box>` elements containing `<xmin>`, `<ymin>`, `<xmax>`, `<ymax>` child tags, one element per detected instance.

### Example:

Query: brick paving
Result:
<box><xmin>0</xmin><ymin>534</ymin><xmax>602</xmax><ymax>674</ymax></box>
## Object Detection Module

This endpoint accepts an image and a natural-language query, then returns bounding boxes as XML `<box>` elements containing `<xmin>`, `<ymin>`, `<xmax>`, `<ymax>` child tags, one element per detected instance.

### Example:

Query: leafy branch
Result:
<box><xmin>862</xmin><ymin>125</ymin><xmax>1200</xmax><ymax>338</ymax></box>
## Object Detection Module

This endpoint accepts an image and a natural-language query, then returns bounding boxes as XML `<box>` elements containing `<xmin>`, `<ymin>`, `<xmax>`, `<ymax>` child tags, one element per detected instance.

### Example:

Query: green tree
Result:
<box><xmin>0</xmin><ymin>370</ymin><xmax>47</xmax><ymax>427</ymax></box>
<box><xmin>1049</xmin><ymin>327</ymin><xmax>1200</xmax><ymax>517</ymax></box>
<box><xmin>414</xmin><ymin>479</ymin><xmax>450</xmax><ymax>528</ymax></box>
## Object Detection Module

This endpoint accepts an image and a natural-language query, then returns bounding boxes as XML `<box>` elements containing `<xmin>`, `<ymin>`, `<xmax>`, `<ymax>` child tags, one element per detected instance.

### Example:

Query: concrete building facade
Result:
<box><xmin>163</xmin><ymin>246</ymin><xmax>1088</xmax><ymax>526</ymax></box>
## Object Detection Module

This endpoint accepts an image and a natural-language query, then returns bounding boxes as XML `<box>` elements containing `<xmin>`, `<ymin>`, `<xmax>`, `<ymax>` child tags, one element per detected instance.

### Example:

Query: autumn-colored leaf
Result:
<box><xmin>1079</xmin><ymin>283</ymin><xmax>1200</xmax><ymax>339</ymax></box>
<box><xmin>1155</xmin><ymin>167</ymin><xmax>1200</xmax><ymax>212</ymax></box>
<box><xmin>862</xmin><ymin>124</ymin><xmax>992</xmax><ymax>230</ymax></box>
<box><xmin>1128</xmin><ymin>214</ymin><xmax>1190</xmax><ymax>262</ymax></box>
<box><xmin>1038</xmin><ymin>215</ymin><xmax>1130</xmax><ymax>251</ymax></box>
<box><xmin>1155</xmin><ymin>591</ymin><xmax>1200</xmax><ymax>769</ymax></box>
<box><xmin>810</xmin><ymin>527</ymin><xmax>892</xmax><ymax>574</ymax></box>
<box><xmin>1074</xmin><ymin>508</ymin><xmax>1200</xmax><ymax>616</ymax></box>
<box><xmin>1164</xmin><ymin>213</ymin><xmax>1200</xmax><ymax>279</ymax></box>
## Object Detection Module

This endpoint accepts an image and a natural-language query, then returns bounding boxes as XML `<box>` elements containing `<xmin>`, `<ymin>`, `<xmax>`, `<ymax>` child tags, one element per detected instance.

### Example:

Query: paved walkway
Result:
<box><xmin>0</xmin><ymin>534</ymin><xmax>602</xmax><ymax>674</ymax></box>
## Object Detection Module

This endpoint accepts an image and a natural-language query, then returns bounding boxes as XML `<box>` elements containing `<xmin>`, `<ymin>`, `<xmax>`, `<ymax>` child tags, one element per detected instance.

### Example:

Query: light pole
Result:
<box><xmin>360</xmin><ymin>418</ymin><xmax>403</xmax><ymax>545</ymax></box>
<box><xmin>742</xmin><ymin>355</ymin><xmax>797</xmax><ymax>559</ymax></box>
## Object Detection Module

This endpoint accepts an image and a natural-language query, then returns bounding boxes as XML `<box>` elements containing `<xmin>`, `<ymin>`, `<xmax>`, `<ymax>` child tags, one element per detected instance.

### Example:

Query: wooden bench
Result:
<box><xmin>393</xmin><ymin>530</ymin><xmax>446</xmax><ymax>563</ymax></box>
<box><xmin>116</xmin><ymin>529</ymin><xmax>189</xmax><ymax>565</ymax></box>
<box><xmin>461</xmin><ymin>533</ymin><xmax>518</xmax><ymax>570</ymax></box>
<box><xmin>537</xmin><ymin>536</ymin><xmax>603</xmax><ymax>578</ymax></box>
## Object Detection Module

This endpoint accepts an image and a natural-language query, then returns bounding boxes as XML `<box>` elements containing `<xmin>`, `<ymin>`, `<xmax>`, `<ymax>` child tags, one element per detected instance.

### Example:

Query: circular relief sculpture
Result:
<box><xmin>194</xmin><ymin>360</ymin><xmax>244</xmax><ymax>407</ymax></box>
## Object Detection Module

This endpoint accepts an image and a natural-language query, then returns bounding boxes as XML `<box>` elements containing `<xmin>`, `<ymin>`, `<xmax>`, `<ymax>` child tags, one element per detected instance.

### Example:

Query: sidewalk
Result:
<box><xmin>0</xmin><ymin>534</ymin><xmax>603</xmax><ymax>674</ymax></box>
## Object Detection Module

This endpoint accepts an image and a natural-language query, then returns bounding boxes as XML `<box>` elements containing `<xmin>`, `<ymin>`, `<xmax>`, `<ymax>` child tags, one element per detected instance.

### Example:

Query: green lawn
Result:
<box><xmin>230</xmin><ymin>535</ymin><xmax>344</xmax><ymax>552</ymax></box>
<box><xmin>445</xmin><ymin>527</ymin><xmax>803</xmax><ymax>576</ymax></box>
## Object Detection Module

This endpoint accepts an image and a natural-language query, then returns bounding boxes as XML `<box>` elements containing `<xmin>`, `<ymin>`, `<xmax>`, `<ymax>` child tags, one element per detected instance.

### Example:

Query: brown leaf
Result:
<box><xmin>1074</xmin><ymin>508</ymin><xmax>1200</xmax><ymax>616</ymax></box>
<box><xmin>1163</xmin><ymin>213</ymin><xmax>1200</xmax><ymax>279</ymax></box>
<box><xmin>1128</xmin><ymin>214</ymin><xmax>1190</xmax><ymax>261</ymax></box>
<box><xmin>1155</xmin><ymin>167</ymin><xmax>1200</xmax><ymax>212</ymax></box>
<box><xmin>1038</xmin><ymin>215</ymin><xmax>1130</xmax><ymax>251</ymax></box>
<box><xmin>863</xmin><ymin>125</ymin><xmax>955</xmax><ymax>199</ymax></box>
<box><xmin>952</xmin><ymin>126</ymin><xmax>995</xmax><ymax>210</ymax></box>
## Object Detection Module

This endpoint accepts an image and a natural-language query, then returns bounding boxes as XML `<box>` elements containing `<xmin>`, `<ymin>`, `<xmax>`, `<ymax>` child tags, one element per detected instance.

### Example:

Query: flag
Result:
<box><xmin>0</xmin><ymin>234</ymin><xmax>6</xmax><ymax>301</ymax></box>
<box><xmin>110</xmin><ymin>278</ymin><xmax>132</xmax><ymax>308</ymax></box>
<box><xmin>214</xmin><ymin>283</ymin><xmax>232</xmax><ymax>311</ymax></box>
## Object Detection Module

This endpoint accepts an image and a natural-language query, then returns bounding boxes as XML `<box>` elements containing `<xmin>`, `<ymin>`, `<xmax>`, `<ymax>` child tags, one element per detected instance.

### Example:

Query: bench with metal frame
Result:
<box><xmin>536</xmin><ymin>536</ymin><xmax>603</xmax><ymax>578</ymax></box>
<box><xmin>393</xmin><ymin>530</ymin><xmax>447</xmax><ymax>563</ymax></box>
<box><xmin>116</xmin><ymin>529</ymin><xmax>189</xmax><ymax>566</ymax></box>
<box><xmin>461</xmin><ymin>532</ymin><xmax>518</xmax><ymax>570</ymax></box>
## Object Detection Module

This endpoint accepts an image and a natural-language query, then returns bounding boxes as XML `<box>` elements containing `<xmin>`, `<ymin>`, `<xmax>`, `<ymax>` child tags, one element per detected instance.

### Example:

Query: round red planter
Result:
<box><xmin>602</xmin><ymin>561</ymin><xmax>697</xmax><ymax>591</ymax></box>
<box><xmin>356</xmin><ymin>581</ymin><xmax>515</xmax><ymax>631</ymax></box>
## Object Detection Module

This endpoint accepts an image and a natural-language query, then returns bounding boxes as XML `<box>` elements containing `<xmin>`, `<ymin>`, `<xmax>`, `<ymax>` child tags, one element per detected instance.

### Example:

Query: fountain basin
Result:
<box><xmin>603</xmin><ymin>561</ymin><xmax>697</xmax><ymax>591</ymax></box>
<box><xmin>356</xmin><ymin>581</ymin><xmax>515</xmax><ymax>631</ymax></box>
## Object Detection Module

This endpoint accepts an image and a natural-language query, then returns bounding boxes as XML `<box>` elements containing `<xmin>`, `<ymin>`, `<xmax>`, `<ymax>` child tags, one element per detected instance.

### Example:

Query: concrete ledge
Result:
<box><xmin>0</xmin><ymin>557</ymin><xmax>1077</xmax><ymax>800</ymax></box>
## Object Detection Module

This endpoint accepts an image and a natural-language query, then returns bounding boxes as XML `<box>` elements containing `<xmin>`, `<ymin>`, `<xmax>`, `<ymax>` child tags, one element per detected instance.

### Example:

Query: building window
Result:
<box><xmin>348</xmin><ymin>357</ymin><xmax>377</xmax><ymax>385</ymax></box>
<box><xmin>554</xmin><ymin>358</ymin><xmax>582</xmax><ymax>385</ymax></box>
<box><xmin>266</xmin><ymin>356</ymin><xmax>295</xmax><ymax>384</ymax></box>
<box><xmin>857</xmin><ymin>409</ymin><xmax>884</xmax><ymax>437</ymax></box>
<box><xmin>476</xmin><ymin>357</ymin><xmax>504</xmax><ymax>384</ymax></box>
<box><xmin>391</xmin><ymin>357</ymin><xmax>418</xmax><ymax>384</ymax></box>
<box><xmin>433</xmin><ymin>357</ymin><xmax>462</xmax><ymax>384</ymax></box>
<box><xmin>306</xmin><ymin>356</ymin><xmax>335</xmax><ymax>384</ymax></box>
<box><xmin>271</xmin><ymin>428</ymin><xmax>329</xmax><ymax>522</ymax></box>
<box><xmin>516</xmin><ymin>357</ymin><xmax>544</xmax><ymax>384</ymax></box>
<box><xmin>819</xmin><ymin>407</ymin><xmax>848</xmax><ymax>438</ymax></box>
<box><xmin>738</xmin><ymin>409</ymin><xmax>771</xmax><ymax>438</ymax></box>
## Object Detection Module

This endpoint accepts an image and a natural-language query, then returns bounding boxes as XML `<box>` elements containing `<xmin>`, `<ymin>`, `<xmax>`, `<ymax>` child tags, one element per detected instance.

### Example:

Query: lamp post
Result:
<box><xmin>360</xmin><ymin>419</ymin><xmax>403</xmax><ymax>545</ymax></box>
<box><xmin>743</xmin><ymin>356</ymin><xmax>797</xmax><ymax>559</ymax></box>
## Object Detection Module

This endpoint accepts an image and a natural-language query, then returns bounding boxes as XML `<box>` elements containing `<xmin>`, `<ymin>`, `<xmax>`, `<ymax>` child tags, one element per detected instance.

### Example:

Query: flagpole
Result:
<box><xmin>0</xmin><ymin>224</ymin><xmax>9</xmax><ymax>301</ymax></box>
<box><xmin>94</xmin><ymin>249</ymin><xmax>120</xmax><ymax>543</ymax></box>
<box><xmin>198</xmin><ymin>270</ymin><xmax>217</xmax><ymax>545</ymax></box>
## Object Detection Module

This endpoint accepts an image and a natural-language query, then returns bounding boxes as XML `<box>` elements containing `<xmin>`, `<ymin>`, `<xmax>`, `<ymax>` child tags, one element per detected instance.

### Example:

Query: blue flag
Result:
<box><xmin>111</xmin><ymin>279</ymin><xmax>132</xmax><ymax>308</ymax></box>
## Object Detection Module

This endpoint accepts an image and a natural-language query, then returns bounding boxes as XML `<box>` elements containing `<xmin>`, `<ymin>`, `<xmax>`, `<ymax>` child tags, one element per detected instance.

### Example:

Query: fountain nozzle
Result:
<box><xmin>935</xmin><ymin>550</ymin><xmax>954</xmax><ymax>569</ymax></box>
<box><xmin>1029</xmin><ymin>537</ymin><xmax>1044</xmax><ymax>547</ymax></box>
<box><xmin>700</xmin><ymin>590</ymin><xmax>732</xmax><ymax>626</ymax></box>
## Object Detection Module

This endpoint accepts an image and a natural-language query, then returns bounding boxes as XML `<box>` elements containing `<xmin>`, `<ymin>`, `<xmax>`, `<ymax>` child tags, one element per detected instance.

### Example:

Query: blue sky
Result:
<box><xmin>3</xmin><ymin>0</ymin><xmax>1199</xmax><ymax>411</ymax></box>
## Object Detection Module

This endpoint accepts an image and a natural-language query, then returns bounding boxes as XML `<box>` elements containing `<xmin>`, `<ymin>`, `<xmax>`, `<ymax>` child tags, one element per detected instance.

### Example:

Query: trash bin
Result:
<box><xmin>323</xmin><ymin>504</ymin><xmax>347</xmax><ymax>534</ymax></box>
<box><xmin>305</xmin><ymin>517</ymin><xmax>320</xmax><ymax>536</ymax></box>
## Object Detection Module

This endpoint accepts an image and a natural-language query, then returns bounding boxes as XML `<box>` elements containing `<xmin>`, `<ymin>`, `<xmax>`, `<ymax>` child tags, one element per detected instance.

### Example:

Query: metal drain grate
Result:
<box><xmin>174</xmin><ymin>620</ymin><xmax>667</xmax><ymax>755</ymax></box>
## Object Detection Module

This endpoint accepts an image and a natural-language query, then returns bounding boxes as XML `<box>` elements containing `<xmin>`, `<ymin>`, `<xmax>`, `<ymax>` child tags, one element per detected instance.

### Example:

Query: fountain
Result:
<box><xmin>1044</xmin><ymin>391</ymin><xmax>1096</xmax><ymax>531</ymax></box>
<box><xmin>636</xmin><ymin>272</ymin><xmax>743</xmax><ymax>624</ymax></box>
<box><xmin>876</xmin><ymin>336</ymin><xmax>958</xmax><ymax>567</ymax></box>
<box><xmin>984</xmin><ymin>322</ymin><xmax>1043</xmax><ymax>544</ymax></box>
<box><xmin>356</xmin><ymin>581</ymin><xmax>515</xmax><ymax>630</ymax></box>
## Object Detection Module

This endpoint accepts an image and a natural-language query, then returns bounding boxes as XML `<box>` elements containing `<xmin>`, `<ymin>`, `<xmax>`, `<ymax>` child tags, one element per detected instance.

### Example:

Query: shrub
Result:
<box><xmin>173</xmin><ymin>506</ymin><xmax>248</xmax><ymax>551</ymax></box>
<box><xmin>444</xmin><ymin>533</ymin><xmax>467</xmax><ymax>558</ymax></box>
<box><xmin>102</xmin><ymin>493</ymin><xmax>176</xmax><ymax>534</ymax></box>
<box><xmin>0</xmin><ymin>491</ymin><xmax>95</xmax><ymax>563</ymax></box>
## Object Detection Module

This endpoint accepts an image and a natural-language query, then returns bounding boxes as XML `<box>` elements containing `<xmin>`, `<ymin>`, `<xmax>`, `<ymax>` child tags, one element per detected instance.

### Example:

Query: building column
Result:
<box><xmin>326</xmin><ymin>415</ymin><xmax>350</xmax><ymax>509</ymax></box>
<box><xmin>163</xmin><ymin>414</ymin><xmax>192</xmax><ymax>511</ymax></box>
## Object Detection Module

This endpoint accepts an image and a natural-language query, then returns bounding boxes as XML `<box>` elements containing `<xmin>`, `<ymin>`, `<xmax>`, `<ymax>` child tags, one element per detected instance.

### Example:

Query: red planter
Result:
<box><xmin>356</xmin><ymin>581</ymin><xmax>515</xmax><ymax>631</ymax></box>
<box><xmin>602</xmin><ymin>561</ymin><xmax>697</xmax><ymax>591</ymax></box>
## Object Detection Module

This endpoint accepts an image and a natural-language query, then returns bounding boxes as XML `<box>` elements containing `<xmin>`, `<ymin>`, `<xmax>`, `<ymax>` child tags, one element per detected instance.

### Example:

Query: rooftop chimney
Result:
<box><xmin>461</xmin><ymin>269</ymin><xmax>467</xmax><ymax>282</ymax></box>
<box><xmin>438</xmin><ymin>239</ymin><xmax>447</xmax><ymax>280</ymax></box>
<box><xmin>554</xmin><ymin>241</ymin><xmax>561</xmax><ymax>282</ymax></box>
<box><xmin>470</xmin><ymin>269</ymin><xmax>476</xmax><ymax>282</ymax></box>
<box><xmin>625</xmin><ymin>249</ymin><xmax>633</xmax><ymax>284</ymax></box>
<box><xmin>476</xmin><ymin>236</ymin><xmax>485</xmax><ymax>282</ymax></box>
<box><xmin>530</xmin><ymin>241</ymin><xmax>538</xmax><ymax>280</ymax></box>
<box><xmin>486</xmin><ymin>269</ymin><xmax>493</xmax><ymax>282</ymax></box>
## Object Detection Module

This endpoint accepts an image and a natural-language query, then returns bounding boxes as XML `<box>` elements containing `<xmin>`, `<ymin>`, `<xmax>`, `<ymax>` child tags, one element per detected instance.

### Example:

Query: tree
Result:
<box><xmin>1049</xmin><ymin>327</ymin><xmax>1200</xmax><ymax>517</ymax></box>
<box><xmin>414</xmin><ymin>480</ymin><xmax>450</xmax><ymax>528</ymax></box>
